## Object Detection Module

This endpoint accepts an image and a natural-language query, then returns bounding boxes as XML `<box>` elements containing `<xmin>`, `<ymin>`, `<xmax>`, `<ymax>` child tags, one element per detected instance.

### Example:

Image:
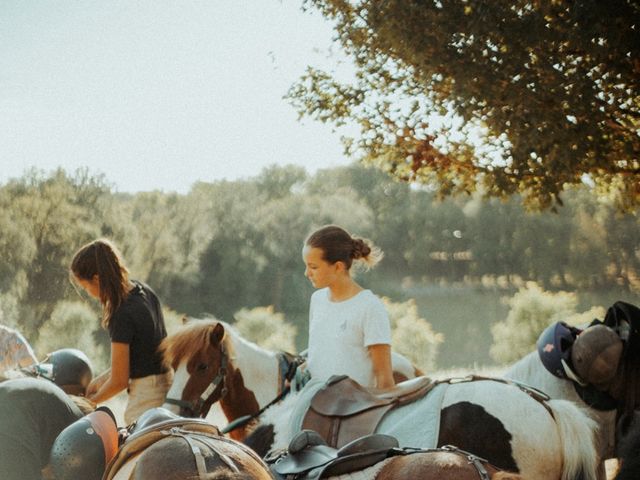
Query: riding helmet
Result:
<box><xmin>537</xmin><ymin>321</ymin><xmax>582</xmax><ymax>381</ymax></box>
<box><xmin>49</xmin><ymin>407</ymin><xmax>119</xmax><ymax>480</ymax></box>
<box><xmin>37</xmin><ymin>348</ymin><xmax>94</xmax><ymax>395</ymax></box>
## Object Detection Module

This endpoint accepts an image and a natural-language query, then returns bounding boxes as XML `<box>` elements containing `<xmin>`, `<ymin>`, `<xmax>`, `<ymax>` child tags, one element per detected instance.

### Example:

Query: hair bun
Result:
<box><xmin>352</xmin><ymin>238</ymin><xmax>371</xmax><ymax>259</ymax></box>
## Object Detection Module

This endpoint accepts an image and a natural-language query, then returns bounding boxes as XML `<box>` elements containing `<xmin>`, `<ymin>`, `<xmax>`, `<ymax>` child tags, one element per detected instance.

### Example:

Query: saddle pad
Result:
<box><xmin>376</xmin><ymin>383</ymin><xmax>448</xmax><ymax>449</ymax></box>
<box><xmin>289</xmin><ymin>380</ymin><xmax>448</xmax><ymax>450</ymax></box>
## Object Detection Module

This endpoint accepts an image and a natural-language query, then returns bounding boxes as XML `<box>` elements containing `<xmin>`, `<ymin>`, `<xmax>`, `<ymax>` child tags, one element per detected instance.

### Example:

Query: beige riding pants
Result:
<box><xmin>125</xmin><ymin>370</ymin><xmax>173</xmax><ymax>425</ymax></box>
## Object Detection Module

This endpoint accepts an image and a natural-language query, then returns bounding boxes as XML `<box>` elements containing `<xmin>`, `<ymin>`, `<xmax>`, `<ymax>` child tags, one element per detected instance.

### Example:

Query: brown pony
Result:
<box><xmin>376</xmin><ymin>448</ymin><xmax>524</xmax><ymax>480</ymax></box>
<box><xmin>103</xmin><ymin>411</ymin><xmax>273</xmax><ymax>480</ymax></box>
<box><xmin>162</xmin><ymin>320</ymin><xmax>599</xmax><ymax>479</ymax></box>
<box><xmin>257</xmin><ymin>431</ymin><xmax>523</xmax><ymax>480</ymax></box>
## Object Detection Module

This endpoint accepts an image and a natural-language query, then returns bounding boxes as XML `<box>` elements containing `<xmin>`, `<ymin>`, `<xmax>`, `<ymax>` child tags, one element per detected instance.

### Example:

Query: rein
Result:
<box><xmin>165</xmin><ymin>344</ymin><xmax>229</xmax><ymax>417</ymax></box>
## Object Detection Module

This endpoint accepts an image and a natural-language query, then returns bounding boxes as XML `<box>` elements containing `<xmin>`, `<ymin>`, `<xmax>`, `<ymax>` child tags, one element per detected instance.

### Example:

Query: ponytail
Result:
<box><xmin>70</xmin><ymin>239</ymin><xmax>130</xmax><ymax>328</ymax></box>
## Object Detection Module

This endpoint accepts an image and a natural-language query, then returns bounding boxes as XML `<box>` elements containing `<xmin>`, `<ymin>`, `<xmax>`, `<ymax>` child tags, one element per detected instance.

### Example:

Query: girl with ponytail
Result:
<box><xmin>302</xmin><ymin>225</ymin><xmax>394</xmax><ymax>389</ymax></box>
<box><xmin>70</xmin><ymin>239</ymin><xmax>172</xmax><ymax>424</ymax></box>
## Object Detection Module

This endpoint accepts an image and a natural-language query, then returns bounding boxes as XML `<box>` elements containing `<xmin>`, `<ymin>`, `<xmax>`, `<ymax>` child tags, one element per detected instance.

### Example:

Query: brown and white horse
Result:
<box><xmin>160</xmin><ymin>318</ymin><xmax>419</xmax><ymax>440</ymax></box>
<box><xmin>161</xmin><ymin>319</ymin><xmax>599</xmax><ymax>479</ymax></box>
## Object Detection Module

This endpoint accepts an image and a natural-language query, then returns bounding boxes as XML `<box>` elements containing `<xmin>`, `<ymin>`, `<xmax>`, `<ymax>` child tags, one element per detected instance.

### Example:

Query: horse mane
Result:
<box><xmin>160</xmin><ymin>318</ymin><xmax>233</xmax><ymax>368</ymax></box>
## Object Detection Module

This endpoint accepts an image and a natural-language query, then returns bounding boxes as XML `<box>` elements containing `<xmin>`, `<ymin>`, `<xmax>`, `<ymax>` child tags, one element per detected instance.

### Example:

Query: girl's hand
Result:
<box><xmin>86</xmin><ymin>379</ymin><xmax>100</xmax><ymax>398</ymax></box>
<box><xmin>368</xmin><ymin>344</ymin><xmax>395</xmax><ymax>389</ymax></box>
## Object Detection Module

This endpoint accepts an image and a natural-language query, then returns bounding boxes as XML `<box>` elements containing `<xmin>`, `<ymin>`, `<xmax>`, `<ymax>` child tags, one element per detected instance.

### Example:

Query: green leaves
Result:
<box><xmin>291</xmin><ymin>0</ymin><xmax>640</xmax><ymax>210</ymax></box>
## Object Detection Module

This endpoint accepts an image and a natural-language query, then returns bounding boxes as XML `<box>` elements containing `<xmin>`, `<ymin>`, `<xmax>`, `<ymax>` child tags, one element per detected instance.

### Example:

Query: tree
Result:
<box><xmin>290</xmin><ymin>1</ymin><xmax>640</xmax><ymax>210</ymax></box>
<box><xmin>0</xmin><ymin>169</ymin><xmax>109</xmax><ymax>339</ymax></box>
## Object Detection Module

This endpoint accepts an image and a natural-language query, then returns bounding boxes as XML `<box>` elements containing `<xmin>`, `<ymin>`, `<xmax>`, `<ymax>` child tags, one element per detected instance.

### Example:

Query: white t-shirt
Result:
<box><xmin>307</xmin><ymin>288</ymin><xmax>392</xmax><ymax>387</ymax></box>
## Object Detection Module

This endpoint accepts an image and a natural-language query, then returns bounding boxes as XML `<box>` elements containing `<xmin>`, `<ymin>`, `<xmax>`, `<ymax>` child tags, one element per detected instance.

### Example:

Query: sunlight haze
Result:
<box><xmin>0</xmin><ymin>1</ymin><xmax>355</xmax><ymax>193</ymax></box>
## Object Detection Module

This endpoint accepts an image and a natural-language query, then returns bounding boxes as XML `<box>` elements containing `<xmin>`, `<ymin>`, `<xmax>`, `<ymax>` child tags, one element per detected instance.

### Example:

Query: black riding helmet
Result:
<box><xmin>34</xmin><ymin>348</ymin><xmax>93</xmax><ymax>395</ymax></box>
<box><xmin>50</xmin><ymin>407</ymin><xmax>119</xmax><ymax>480</ymax></box>
<box><xmin>537</xmin><ymin>321</ymin><xmax>582</xmax><ymax>382</ymax></box>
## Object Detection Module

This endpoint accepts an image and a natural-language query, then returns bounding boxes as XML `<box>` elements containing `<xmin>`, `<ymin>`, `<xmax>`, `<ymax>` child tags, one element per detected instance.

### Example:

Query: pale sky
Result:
<box><xmin>0</xmin><ymin>1</ymin><xmax>356</xmax><ymax>193</ymax></box>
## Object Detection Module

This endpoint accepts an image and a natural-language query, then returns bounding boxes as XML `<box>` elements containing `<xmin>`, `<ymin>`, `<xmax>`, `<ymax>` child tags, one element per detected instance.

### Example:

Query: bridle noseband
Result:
<box><xmin>165</xmin><ymin>344</ymin><xmax>229</xmax><ymax>418</ymax></box>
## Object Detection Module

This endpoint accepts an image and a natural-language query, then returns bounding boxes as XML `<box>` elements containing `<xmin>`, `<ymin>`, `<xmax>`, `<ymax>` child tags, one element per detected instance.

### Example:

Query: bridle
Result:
<box><xmin>165</xmin><ymin>343</ymin><xmax>229</xmax><ymax>417</ymax></box>
<box><xmin>221</xmin><ymin>351</ymin><xmax>304</xmax><ymax>435</ymax></box>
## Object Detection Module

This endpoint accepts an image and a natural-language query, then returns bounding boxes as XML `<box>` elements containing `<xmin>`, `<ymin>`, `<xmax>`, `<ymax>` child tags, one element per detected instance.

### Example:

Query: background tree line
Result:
<box><xmin>0</xmin><ymin>165</ymin><xmax>638</xmax><ymax>370</ymax></box>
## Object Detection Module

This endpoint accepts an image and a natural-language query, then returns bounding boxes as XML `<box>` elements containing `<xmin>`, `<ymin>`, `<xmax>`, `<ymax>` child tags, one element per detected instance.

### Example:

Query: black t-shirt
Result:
<box><xmin>0</xmin><ymin>377</ymin><xmax>83</xmax><ymax>478</ymax></box>
<box><xmin>108</xmin><ymin>280</ymin><xmax>168</xmax><ymax>378</ymax></box>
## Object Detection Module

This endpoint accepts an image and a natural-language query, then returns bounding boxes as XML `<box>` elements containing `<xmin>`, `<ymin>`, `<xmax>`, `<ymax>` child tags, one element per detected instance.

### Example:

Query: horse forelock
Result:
<box><xmin>160</xmin><ymin>319</ymin><xmax>233</xmax><ymax>369</ymax></box>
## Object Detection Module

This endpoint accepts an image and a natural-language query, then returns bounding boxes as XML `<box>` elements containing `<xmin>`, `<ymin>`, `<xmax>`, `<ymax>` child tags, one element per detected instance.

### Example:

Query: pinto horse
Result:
<box><xmin>160</xmin><ymin>318</ymin><xmax>420</xmax><ymax>439</ymax></box>
<box><xmin>160</xmin><ymin>319</ymin><xmax>598</xmax><ymax>479</ymax></box>
<box><xmin>244</xmin><ymin>375</ymin><xmax>598</xmax><ymax>480</ymax></box>
<box><xmin>505</xmin><ymin>301</ymin><xmax>640</xmax><ymax>480</ymax></box>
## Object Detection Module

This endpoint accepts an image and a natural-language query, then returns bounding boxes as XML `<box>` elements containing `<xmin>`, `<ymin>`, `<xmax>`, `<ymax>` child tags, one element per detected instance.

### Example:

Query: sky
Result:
<box><xmin>0</xmin><ymin>1</ymin><xmax>356</xmax><ymax>193</ymax></box>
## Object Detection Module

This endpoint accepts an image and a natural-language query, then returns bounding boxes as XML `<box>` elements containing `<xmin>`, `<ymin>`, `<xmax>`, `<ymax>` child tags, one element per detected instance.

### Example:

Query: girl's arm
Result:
<box><xmin>87</xmin><ymin>342</ymin><xmax>130</xmax><ymax>404</ymax></box>
<box><xmin>368</xmin><ymin>344</ymin><xmax>395</xmax><ymax>389</ymax></box>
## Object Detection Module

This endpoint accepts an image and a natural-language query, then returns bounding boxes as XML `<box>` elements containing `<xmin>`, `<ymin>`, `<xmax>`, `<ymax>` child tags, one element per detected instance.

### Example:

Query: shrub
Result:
<box><xmin>384</xmin><ymin>297</ymin><xmax>444</xmax><ymax>373</ymax></box>
<box><xmin>163</xmin><ymin>307</ymin><xmax>185</xmax><ymax>336</ymax></box>
<box><xmin>35</xmin><ymin>300</ymin><xmax>107</xmax><ymax>369</ymax></box>
<box><xmin>233</xmin><ymin>306</ymin><xmax>297</xmax><ymax>352</ymax></box>
<box><xmin>490</xmin><ymin>282</ymin><xmax>605</xmax><ymax>364</ymax></box>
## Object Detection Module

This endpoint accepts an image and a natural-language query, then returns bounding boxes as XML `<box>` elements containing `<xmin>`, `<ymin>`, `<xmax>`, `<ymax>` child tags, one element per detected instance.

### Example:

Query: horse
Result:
<box><xmin>258</xmin><ymin>429</ymin><xmax>524</xmax><ymax>480</ymax></box>
<box><xmin>160</xmin><ymin>318</ymin><xmax>420</xmax><ymax>439</ymax></box>
<box><xmin>373</xmin><ymin>448</ymin><xmax>524</xmax><ymax>480</ymax></box>
<box><xmin>102</xmin><ymin>408</ymin><xmax>273</xmax><ymax>480</ymax></box>
<box><xmin>505</xmin><ymin>301</ymin><xmax>640</xmax><ymax>480</ymax></box>
<box><xmin>242</xmin><ymin>374</ymin><xmax>598</xmax><ymax>480</ymax></box>
<box><xmin>160</xmin><ymin>318</ymin><xmax>599</xmax><ymax>479</ymax></box>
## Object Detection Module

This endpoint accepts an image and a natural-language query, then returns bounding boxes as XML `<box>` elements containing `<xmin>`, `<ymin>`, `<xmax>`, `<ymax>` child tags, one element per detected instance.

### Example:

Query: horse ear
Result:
<box><xmin>211</xmin><ymin>323</ymin><xmax>225</xmax><ymax>344</ymax></box>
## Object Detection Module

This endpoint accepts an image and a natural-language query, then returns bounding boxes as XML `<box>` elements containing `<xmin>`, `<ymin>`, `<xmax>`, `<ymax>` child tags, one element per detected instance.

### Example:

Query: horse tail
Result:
<box><xmin>546</xmin><ymin>399</ymin><xmax>598</xmax><ymax>480</ymax></box>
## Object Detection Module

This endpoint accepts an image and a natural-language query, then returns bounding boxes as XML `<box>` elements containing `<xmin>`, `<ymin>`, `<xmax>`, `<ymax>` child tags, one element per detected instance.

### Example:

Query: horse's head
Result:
<box><xmin>161</xmin><ymin>319</ymin><xmax>230</xmax><ymax>418</ymax></box>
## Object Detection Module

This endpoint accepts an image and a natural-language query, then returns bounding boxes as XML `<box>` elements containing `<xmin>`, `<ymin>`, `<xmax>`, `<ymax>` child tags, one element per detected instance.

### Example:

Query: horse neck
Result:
<box><xmin>506</xmin><ymin>350</ymin><xmax>616</xmax><ymax>458</ymax></box>
<box><xmin>223</xmin><ymin>329</ymin><xmax>280</xmax><ymax>407</ymax></box>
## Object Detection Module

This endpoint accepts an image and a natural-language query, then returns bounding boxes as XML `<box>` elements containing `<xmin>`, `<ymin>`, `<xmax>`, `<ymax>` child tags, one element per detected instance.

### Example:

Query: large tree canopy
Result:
<box><xmin>289</xmin><ymin>0</ymin><xmax>640</xmax><ymax>210</ymax></box>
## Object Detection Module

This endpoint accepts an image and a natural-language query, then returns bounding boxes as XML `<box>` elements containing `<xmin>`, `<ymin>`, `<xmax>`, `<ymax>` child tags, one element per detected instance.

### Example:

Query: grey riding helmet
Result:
<box><xmin>35</xmin><ymin>348</ymin><xmax>94</xmax><ymax>395</ymax></box>
<box><xmin>537</xmin><ymin>321</ymin><xmax>582</xmax><ymax>381</ymax></box>
<box><xmin>50</xmin><ymin>407</ymin><xmax>119</xmax><ymax>480</ymax></box>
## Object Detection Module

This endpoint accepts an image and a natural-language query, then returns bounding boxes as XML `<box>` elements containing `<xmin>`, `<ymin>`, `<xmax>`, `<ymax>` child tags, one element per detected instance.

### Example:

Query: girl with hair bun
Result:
<box><xmin>70</xmin><ymin>239</ymin><xmax>172</xmax><ymax>424</ymax></box>
<box><xmin>302</xmin><ymin>225</ymin><xmax>394</xmax><ymax>389</ymax></box>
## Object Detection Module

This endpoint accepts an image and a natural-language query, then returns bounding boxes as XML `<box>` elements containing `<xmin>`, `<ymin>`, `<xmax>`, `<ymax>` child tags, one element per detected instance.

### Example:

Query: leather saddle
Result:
<box><xmin>302</xmin><ymin>375</ymin><xmax>435</xmax><ymax>448</ymax></box>
<box><xmin>268</xmin><ymin>429</ymin><xmax>400</xmax><ymax>480</ymax></box>
<box><xmin>103</xmin><ymin>417</ymin><xmax>224</xmax><ymax>480</ymax></box>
